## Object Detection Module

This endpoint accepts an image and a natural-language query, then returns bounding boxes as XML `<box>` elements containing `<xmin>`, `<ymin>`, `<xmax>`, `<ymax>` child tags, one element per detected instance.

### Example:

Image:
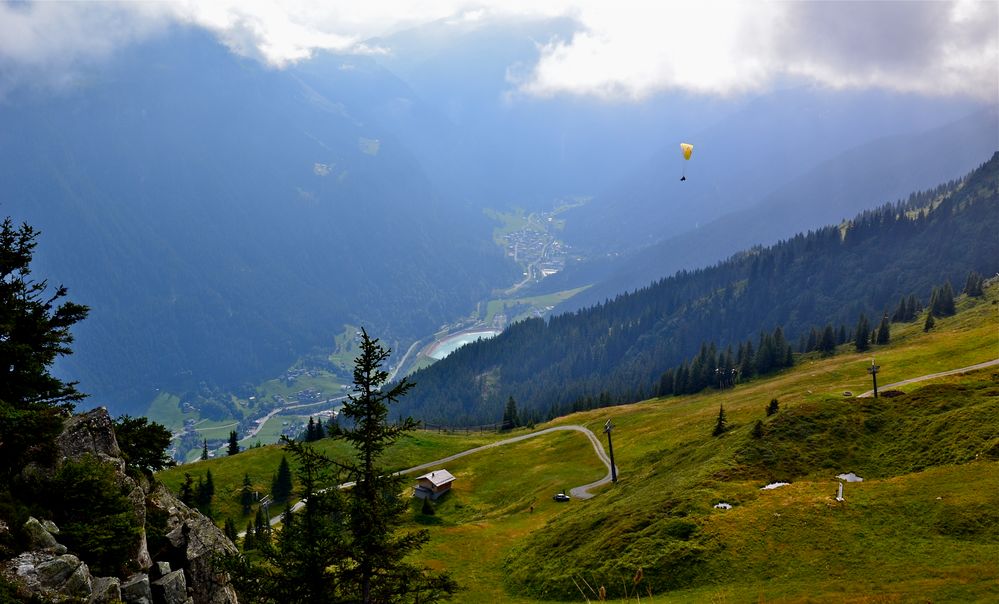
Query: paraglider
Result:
<box><xmin>680</xmin><ymin>142</ymin><xmax>693</xmax><ymax>181</ymax></box>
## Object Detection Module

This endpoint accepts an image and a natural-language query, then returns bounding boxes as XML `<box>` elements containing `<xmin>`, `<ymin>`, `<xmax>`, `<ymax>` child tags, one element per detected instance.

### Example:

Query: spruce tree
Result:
<box><xmin>201</xmin><ymin>439</ymin><xmax>209</xmax><ymax>461</ymax></box>
<box><xmin>854</xmin><ymin>314</ymin><xmax>871</xmax><ymax>352</ymax></box>
<box><xmin>766</xmin><ymin>398</ymin><xmax>779</xmax><ymax>416</ymax></box>
<box><xmin>227</xmin><ymin>430</ymin><xmax>240</xmax><ymax>455</ymax></box>
<box><xmin>502</xmin><ymin>396</ymin><xmax>520</xmax><ymax>430</ymax></box>
<box><xmin>271</xmin><ymin>455</ymin><xmax>293</xmax><ymax>503</ymax></box>
<box><xmin>223</xmin><ymin>518</ymin><xmax>238</xmax><ymax>544</ymax></box>
<box><xmin>306</xmin><ymin>417</ymin><xmax>317</xmax><ymax>442</ymax></box>
<box><xmin>338</xmin><ymin>328</ymin><xmax>457</xmax><ymax>603</ymax></box>
<box><xmin>818</xmin><ymin>325</ymin><xmax>837</xmax><ymax>355</ymax></box>
<box><xmin>751</xmin><ymin>420</ymin><xmax>764</xmax><ymax>439</ymax></box>
<box><xmin>876</xmin><ymin>314</ymin><xmax>890</xmax><ymax>345</ymax></box>
<box><xmin>924</xmin><ymin>312</ymin><xmax>935</xmax><ymax>332</ymax></box>
<box><xmin>240</xmin><ymin>473</ymin><xmax>254</xmax><ymax>515</ymax></box>
<box><xmin>242</xmin><ymin>520</ymin><xmax>255</xmax><ymax>551</ymax></box>
<box><xmin>712</xmin><ymin>404</ymin><xmax>728</xmax><ymax>436</ymax></box>
<box><xmin>0</xmin><ymin>217</ymin><xmax>89</xmax><ymax>486</ymax></box>
<box><xmin>964</xmin><ymin>271</ymin><xmax>984</xmax><ymax>297</ymax></box>
<box><xmin>179</xmin><ymin>473</ymin><xmax>196</xmax><ymax>507</ymax></box>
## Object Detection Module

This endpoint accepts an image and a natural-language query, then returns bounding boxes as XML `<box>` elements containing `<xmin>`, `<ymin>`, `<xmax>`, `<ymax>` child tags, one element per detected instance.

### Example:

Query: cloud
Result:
<box><xmin>514</xmin><ymin>1</ymin><xmax>999</xmax><ymax>101</ymax></box>
<box><xmin>1</xmin><ymin>1</ymin><xmax>995</xmax><ymax>102</ymax></box>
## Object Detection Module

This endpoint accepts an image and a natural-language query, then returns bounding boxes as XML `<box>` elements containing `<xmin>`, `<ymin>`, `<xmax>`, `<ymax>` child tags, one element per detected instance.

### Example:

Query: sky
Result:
<box><xmin>0</xmin><ymin>0</ymin><xmax>996</xmax><ymax>102</ymax></box>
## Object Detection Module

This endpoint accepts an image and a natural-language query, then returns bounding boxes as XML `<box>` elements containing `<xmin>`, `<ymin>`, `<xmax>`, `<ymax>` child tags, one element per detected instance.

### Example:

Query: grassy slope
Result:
<box><xmin>410</xmin><ymin>286</ymin><xmax>998</xmax><ymax>602</ymax></box>
<box><xmin>155</xmin><ymin>286</ymin><xmax>998</xmax><ymax>602</ymax></box>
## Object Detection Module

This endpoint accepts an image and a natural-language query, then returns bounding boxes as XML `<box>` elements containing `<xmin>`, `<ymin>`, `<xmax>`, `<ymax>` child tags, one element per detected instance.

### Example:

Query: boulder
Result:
<box><xmin>148</xmin><ymin>485</ymin><xmax>238</xmax><ymax>604</ymax></box>
<box><xmin>56</xmin><ymin>407</ymin><xmax>126</xmax><ymax>474</ymax></box>
<box><xmin>121</xmin><ymin>572</ymin><xmax>152</xmax><ymax>604</ymax></box>
<box><xmin>3</xmin><ymin>551</ymin><xmax>93</xmax><ymax>602</ymax></box>
<box><xmin>23</xmin><ymin>517</ymin><xmax>59</xmax><ymax>551</ymax></box>
<box><xmin>152</xmin><ymin>569</ymin><xmax>188</xmax><ymax>604</ymax></box>
<box><xmin>89</xmin><ymin>576</ymin><xmax>122</xmax><ymax>604</ymax></box>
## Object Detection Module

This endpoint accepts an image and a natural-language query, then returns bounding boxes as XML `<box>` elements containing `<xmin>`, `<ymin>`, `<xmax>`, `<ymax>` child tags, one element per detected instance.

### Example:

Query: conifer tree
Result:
<box><xmin>502</xmin><ymin>396</ymin><xmax>520</xmax><ymax>430</ymax></box>
<box><xmin>240</xmin><ymin>473</ymin><xmax>254</xmax><ymax>515</ymax></box>
<box><xmin>818</xmin><ymin>325</ymin><xmax>837</xmax><ymax>355</ymax></box>
<box><xmin>854</xmin><ymin>314</ymin><xmax>871</xmax><ymax>352</ymax></box>
<box><xmin>766</xmin><ymin>398</ymin><xmax>779</xmax><ymax>416</ymax></box>
<box><xmin>712</xmin><ymin>404</ymin><xmax>727</xmax><ymax>436</ymax></box>
<box><xmin>271</xmin><ymin>455</ymin><xmax>293</xmax><ymax>503</ymax></box>
<box><xmin>924</xmin><ymin>312</ymin><xmax>935</xmax><ymax>332</ymax></box>
<box><xmin>751</xmin><ymin>420</ymin><xmax>764</xmax><ymax>439</ymax></box>
<box><xmin>223</xmin><ymin>518</ymin><xmax>238</xmax><ymax>544</ymax></box>
<box><xmin>227</xmin><ymin>430</ymin><xmax>240</xmax><ymax>455</ymax></box>
<box><xmin>0</xmin><ymin>217</ymin><xmax>89</xmax><ymax>486</ymax></box>
<box><xmin>179</xmin><ymin>473</ymin><xmax>196</xmax><ymax>507</ymax></box>
<box><xmin>201</xmin><ymin>439</ymin><xmax>209</xmax><ymax>461</ymax></box>
<box><xmin>338</xmin><ymin>329</ymin><xmax>457</xmax><ymax>602</ymax></box>
<box><xmin>876</xmin><ymin>314</ymin><xmax>891</xmax><ymax>345</ymax></box>
<box><xmin>242</xmin><ymin>521</ymin><xmax>255</xmax><ymax>551</ymax></box>
<box><xmin>964</xmin><ymin>271</ymin><xmax>985</xmax><ymax>297</ymax></box>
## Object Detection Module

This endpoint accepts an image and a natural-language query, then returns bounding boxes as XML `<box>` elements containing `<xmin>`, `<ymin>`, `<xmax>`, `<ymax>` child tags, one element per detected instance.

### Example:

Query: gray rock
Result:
<box><xmin>155</xmin><ymin>560</ymin><xmax>172</xmax><ymax>578</ymax></box>
<box><xmin>23</xmin><ymin>516</ymin><xmax>59</xmax><ymax>551</ymax></box>
<box><xmin>56</xmin><ymin>407</ymin><xmax>125</xmax><ymax>472</ymax></box>
<box><xmin>4</xmin><ymin>552</ymin><xmax>93</xmax><ymax>601</ymax></box>
<box><xmin>41</xmin><ymin>519</ymin><xmax>61</xmax><ymax>535</ymax></box>
<box><xmin>89</xmin><ymin>576</ymin><xmax>122</xmax><ymax>604</ymax></box>
<box><xmin>148</xmin><ymin>485</ymin><xmax>238</xmax><ymax>604</ymax></box>
<box><xmin>152</xmin><ymin>569</ymin><xmax>188</xmax><ymax>604</ymax></box>
<box><xmin>121</xmin><ymin>573</ymin><xmax>152</xmax><ymax>604</ymax></box>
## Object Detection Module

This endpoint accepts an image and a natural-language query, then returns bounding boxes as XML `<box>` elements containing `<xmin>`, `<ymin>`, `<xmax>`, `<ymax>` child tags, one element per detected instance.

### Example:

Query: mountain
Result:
<box><xmin>553</xmin><ymin>107</ymin><xmax>999</xmax><ymax>311</ymax></box>
<box><xmin>0</xmin><ymin>27</ymin><xmax>515</xmax><ymax>414</ymax></box>
<box><xmin>400</xmin><ymin>153</ymin><xmax>999</xmax><ymax>425</ymax></box>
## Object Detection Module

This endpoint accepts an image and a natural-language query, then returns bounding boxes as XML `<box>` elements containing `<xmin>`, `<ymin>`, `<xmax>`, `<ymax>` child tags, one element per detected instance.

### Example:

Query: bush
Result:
<box><xmin>46</xmin><ymin>455</ymin><xmax>142</xmax><ymax>576</ymax></box>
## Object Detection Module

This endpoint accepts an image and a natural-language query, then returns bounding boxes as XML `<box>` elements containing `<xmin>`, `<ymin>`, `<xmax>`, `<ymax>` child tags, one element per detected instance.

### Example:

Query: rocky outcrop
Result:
<box><xmin>148</xmin><ymin>485</ymin><xmax>238</xmax><ymax>604</ymax></box>
<box><xmin>2</xmin><ymin>551</ymin><xmax>92</xmax><ymax>602</ymax></box>
<box><xmin>2</xmin><ymin>407</ymin><xmax>239</xmax><ymax>604</ymax></box>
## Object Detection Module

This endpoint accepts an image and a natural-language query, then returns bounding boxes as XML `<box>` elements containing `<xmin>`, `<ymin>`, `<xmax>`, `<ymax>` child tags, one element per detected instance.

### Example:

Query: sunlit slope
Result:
<box><xmin>156</xmin><ymin>287</ymin><xmax>997</xmax><ymax>601</ymax></box>
<box><xmin>410</xmin><ymin>286</ymin><xmax>998</xmax><ymax>602</ymax></box>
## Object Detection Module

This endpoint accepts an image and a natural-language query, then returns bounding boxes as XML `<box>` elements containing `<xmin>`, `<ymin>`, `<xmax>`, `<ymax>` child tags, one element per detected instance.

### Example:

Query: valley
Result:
<box><xmin>157</xmin><ymin>278</ymin><xmax>999</xmax><ymax>602</ymax></box>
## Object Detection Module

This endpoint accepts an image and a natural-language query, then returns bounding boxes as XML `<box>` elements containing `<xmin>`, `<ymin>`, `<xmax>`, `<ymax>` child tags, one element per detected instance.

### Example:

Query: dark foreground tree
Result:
<box><xmin>113</xmin><ymin>415</ymin><xmax>174</xmax><ymax>475</ymax></box>
<box><xmin>0</xmin><ymin>217</ymin><xmax>89</xmax><ymax>485</ymax></box>
<box><xmin>228</xmin><ymin>430</ymin><xmax>240</xmax><ymax>455</ymax></box>
<box><xmin>501</xmin><ymin>396</ymin><xmax>520</xmax><ymax>430</ymax></box>
<box><xmin>339</xmin><ymin>329</ymin><xmax>457</xmax><ymax>603</ymax></box>
<box><xmin>712</xmin><ymin>404</ymin><xmax>728</xmax><ymax>437</ymax></box>
<box><xmin>225</xmin><ymin>329</ymin><xmax>457</xmax><ymax>603</ymax></box>
<box><xmin>271</xmin><ymin>455</ymin><xmax>293</xmax><ymax>503</ymax></box>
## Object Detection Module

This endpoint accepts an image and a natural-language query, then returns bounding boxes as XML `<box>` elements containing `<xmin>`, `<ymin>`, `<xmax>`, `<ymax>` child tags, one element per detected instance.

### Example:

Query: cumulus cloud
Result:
<box><xmin>0</xmin><ymin>0</ymin><xmax>995</xmax><ymax>101</ymax></box>
<box><xmin>515</xmin><ymin>0</ymin><xmax>999</xmax><ymax>101</ymax></box>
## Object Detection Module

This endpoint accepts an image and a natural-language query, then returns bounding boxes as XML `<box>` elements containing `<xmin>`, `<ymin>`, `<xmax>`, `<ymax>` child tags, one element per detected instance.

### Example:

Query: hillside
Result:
<box><xmin>400</xmin><ymin>153</ymin><xmax>999</xmax><ymax>425</ymax></box>
<box><xmin>156</xmin><ymin>282</ymin><xmax>999</xmax><ymax>601</ymax></box>
<box><xmin>0</xmin><ymin>27</ymin><xmax>515</xmax><ymax>414</ymax></box>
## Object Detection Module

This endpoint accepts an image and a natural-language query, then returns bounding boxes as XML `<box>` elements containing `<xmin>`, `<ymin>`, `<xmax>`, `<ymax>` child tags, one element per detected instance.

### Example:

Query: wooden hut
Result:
<box><xmin>413</xmin><ymin>469</ymin><xmax>455</xmax><ymax>500</ymax></box>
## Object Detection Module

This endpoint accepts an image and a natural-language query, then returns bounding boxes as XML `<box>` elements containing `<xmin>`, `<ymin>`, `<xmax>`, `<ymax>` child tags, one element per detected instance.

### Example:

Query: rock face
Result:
<box><xmin>2</xmin><ymin>407</ymin><xmax>239</xmax><ymax>604</ymax></box>
<box><xmin>148</xmin><ymin>485</ymin><xmax>239</xmax><ymax>604</ymax></box>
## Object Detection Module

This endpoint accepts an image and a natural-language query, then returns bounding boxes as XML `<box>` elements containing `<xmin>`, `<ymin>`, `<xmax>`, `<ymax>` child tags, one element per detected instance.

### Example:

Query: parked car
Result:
<box><xmin>553</xmin><ymin>492</ymin><xmax>571</xmax><ymax>502</ymax></box>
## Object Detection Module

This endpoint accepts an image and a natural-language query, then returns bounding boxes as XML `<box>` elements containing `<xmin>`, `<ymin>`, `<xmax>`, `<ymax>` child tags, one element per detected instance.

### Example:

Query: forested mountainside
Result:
<box><xmin>401</xmin><ymin>153</ymin><xmax>999</xmax><ymax>425</ymax></box>
<box><xmin>0</xmin><ymin>28</ymin><xmax>515</xmax><ymax>413</ymax></box>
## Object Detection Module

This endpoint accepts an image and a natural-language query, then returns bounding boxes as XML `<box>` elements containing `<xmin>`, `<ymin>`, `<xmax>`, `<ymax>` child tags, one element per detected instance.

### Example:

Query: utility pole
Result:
<box><xmin>604</xmin><ymin>419</ymin><xmax>618</xmax><ymax>483</ymax></box>
<box><xmin>868</xmin><ymin>358</ymin><xmax>881</xmax><ymax>398</ymax></box>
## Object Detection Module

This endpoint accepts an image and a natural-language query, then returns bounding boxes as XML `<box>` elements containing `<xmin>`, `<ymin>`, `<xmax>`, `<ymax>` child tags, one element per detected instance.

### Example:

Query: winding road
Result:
<box><xmin>250</xmin><ymin>424</ymin><xmax>616</xmax><ymax>532</ymax></box>
<box><xmin>857</xmin><ymin>358</ymin><xmax>999</xmax><ymax>397</ymax></box>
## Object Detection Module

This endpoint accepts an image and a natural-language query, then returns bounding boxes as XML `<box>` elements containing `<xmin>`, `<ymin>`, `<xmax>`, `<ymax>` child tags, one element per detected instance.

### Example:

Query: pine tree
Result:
<box><xmin>227</xmin><ymin>430</ymin><xmax>240</xmax><ymax>455</ymax></box>
<box><xmin>201</xmin><ymin>439</ymin><xmax>209</xmax><ymax>461</ymax></box>
<box><xmin>0</xmin><ymin>217</ymin><xmax>89</xmax><ymax>486</ymax></box>
<box><xmin>818</xmin><ymin>325</ymin><xmax>837</xmax><ymax>355</ymax></box>
<box><xmin>306</xmin><ymin>417</ymin><xmax>317</xmax><ymax>442</ymax></box>
<box><xmin>924</xmin><ymin>312</ymin><xmax>936</xmax><ymax>331</ymax></box>
<box><xmin>766</xmin><ymin>398</ymin><xmax>779</xmax><ymax>416</ymax></box>
<box><xmin>254</xmin><ymin>507</ymin><xmax>270</xmax><ymax>547</ymax></box>
<box><xmin>751</xmin><ymin>420</ymin><xmax>764</xmax><ymax>439</ymax></box>
<box><xmin>195</xmin><ymin>470</ymin><xmax>215</xmax><ymax>515</ymax></box>
<box><xmin>502</xmin><ymin>396</ymin><xmax>520</xmax><ymax>430</ymax></box>
<box><xmin>179</xmin><ymin>473</ymin><xmax>196</xmax><ymax>507</ymax></box>
<box><xmin>854</xmin><ymin>314</ymin><xmax>871</xmax><ymax>352</ymax></box>
<box><xmin>338</xmin><ymin>328</ymin><xmax>457</xmax><ymax>602</ymax></box>
<box><xmin>240</xmin><ymin>473</ymin><xmax>254</xmax><ymax>515</ymax></box>
<box><xmin>242</xmin><ymin>521</ymin><xmax>255</xmax><ymax>551</ymax></box>
<box><xmin>964</xmin><ymin>271</ymin><xmax>985</xmax><ymax>297</ymax></box>
<box><xmin>712</xmin><ymin>404</ymin><xmax>728</xmax><ymax>437</ymax></box>
<box><xmin>876</xmin><ymin>314</ymin><xmax>890</xmax><ymax>345</ymax></box>
<box><xmin>223</xmin><ymin>518</ymin><xmax>238</xmax><ymax>544</ymax></box>
<box><xmin>271</xmin><ymin>456</ymin><xmax>293</xmax><ymax>503</ymax></box>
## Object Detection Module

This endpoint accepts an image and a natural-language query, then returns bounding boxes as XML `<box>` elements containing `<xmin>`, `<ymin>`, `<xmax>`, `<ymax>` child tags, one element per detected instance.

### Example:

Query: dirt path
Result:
<box><xmin>857</xmin><ymin>358</ymin><xmax>999</xmax><ymax>398</ymax></box>
<box><xmin>253</xmin><ymin>424</ymin><xmax>616</xmax><ymax>532</ymax></box>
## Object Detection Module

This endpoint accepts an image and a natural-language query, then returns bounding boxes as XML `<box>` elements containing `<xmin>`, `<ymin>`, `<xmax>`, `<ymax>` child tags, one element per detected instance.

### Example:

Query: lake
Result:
<box><xmin>428</xmin><ymin>330</ymin><xmax>501</xmax><ymax>360</ymax></box>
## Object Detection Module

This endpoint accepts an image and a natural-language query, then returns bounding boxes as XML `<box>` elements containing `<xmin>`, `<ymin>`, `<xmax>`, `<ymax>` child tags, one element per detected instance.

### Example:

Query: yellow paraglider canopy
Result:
<box><xmin>680</xmin><ymin>142</ymin><xmax>693</xmax><ymax>180</ymax></box>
